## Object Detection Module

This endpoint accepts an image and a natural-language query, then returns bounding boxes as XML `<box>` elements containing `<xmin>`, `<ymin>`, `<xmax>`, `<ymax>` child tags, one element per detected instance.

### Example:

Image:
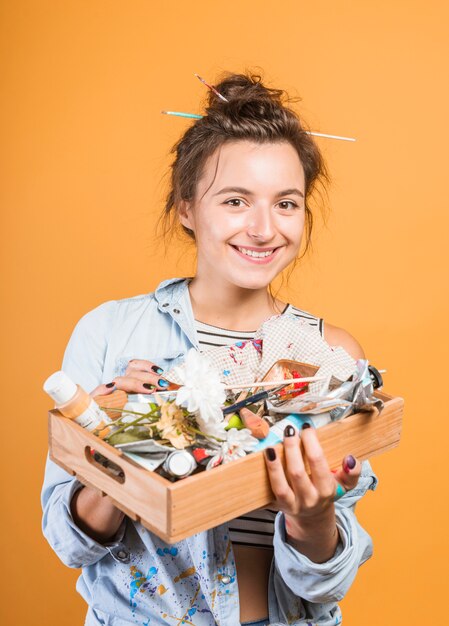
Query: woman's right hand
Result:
<box><xmin>90</xmin><ymin>359</ymin><xmax>171</xmax><ymax>398</ymax></box>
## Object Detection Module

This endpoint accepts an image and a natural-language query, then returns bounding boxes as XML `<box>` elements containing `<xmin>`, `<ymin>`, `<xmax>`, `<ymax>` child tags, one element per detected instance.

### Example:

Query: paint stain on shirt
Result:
<box><xmin>129</xmin><ymin>565</ymin><xmax>158</xmax><ymax>601</ymax></box>
<box><xmin>174</xmin><ymin>566</ymin><xmax>196</xmax><ymax>582</ymax></box>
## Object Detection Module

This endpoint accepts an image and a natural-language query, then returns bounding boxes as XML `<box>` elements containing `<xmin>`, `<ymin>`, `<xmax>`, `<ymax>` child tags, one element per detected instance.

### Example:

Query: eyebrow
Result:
<box><xmin>213</xmin><ymin>186</ymin><xmax>305</xmax><ymax>199</ymax></box>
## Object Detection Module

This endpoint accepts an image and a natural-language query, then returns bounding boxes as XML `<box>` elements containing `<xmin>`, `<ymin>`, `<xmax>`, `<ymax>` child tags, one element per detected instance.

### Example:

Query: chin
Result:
<box><xmin>228</xmin><ymin>273</ymin><xmax>275</xmax><ymax>291</ymax></box>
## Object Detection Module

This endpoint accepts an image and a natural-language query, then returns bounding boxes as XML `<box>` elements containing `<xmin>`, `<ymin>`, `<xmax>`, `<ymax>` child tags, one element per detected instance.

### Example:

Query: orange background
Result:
<box><xmin>1</xmin><ymin>1</ymin><xmax>448</xmax><ymax>624</ymax></box>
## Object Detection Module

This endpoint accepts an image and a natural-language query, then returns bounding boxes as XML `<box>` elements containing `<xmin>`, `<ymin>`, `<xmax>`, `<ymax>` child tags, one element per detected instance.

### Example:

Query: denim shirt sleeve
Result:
<box><xmin>270</xmin><ymin>460</ymin><xmax>378</xmax><ymax>623</ymax></box>
<box><xmin>41</xmin><ymin>300</ymin><xmax>126</xmax><ymax>569</ymax></box>
<box><xmin>59</xmin><ymin>300</ymin><xmax>118</xmax><ymax>391</ymax></box>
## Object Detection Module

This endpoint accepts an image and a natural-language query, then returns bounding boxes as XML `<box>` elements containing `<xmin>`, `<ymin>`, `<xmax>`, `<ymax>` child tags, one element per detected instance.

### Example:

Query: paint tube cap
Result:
<box><xmin>43</xmin><ymin>370</ymin><xmax>78</xmax><ymax>405</ymax></box>
<box><xmin>368</xmin><ymin>365</ymin><xmax>383</xmax><ymax>389</ymax></box>
<box><xmin>163</xmin><ymin>450</ymin><xmax>197</xmax><ymax>478</ymax></box>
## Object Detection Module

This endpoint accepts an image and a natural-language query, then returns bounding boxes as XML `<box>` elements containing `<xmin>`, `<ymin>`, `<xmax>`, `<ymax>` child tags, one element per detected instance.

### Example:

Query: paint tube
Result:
<box><xmin>161</xmin><ymin>450</ymin><xmax>197</xmax><ymax>479</ymax></box>
<box><xmin>254</xmin><ymin>414</ymin><xmax>315</xmax><ymax>451</ymax></box>
<box><xmin>44</xmin><ymin>370</ymin><xmax>113</xmax><ymax>437</ymax></box>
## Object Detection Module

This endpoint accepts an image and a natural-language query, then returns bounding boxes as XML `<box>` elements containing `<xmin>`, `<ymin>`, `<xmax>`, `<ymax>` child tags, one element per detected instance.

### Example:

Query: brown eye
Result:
<box><xmin>224</xmin><ymin>199</ymin><xmax>245</xmax><ymax>207</ymax></box>
<box><xmin>278</xmin><ymin>201</ymin><xmax>298</xmax><ymax>210</ymax></box>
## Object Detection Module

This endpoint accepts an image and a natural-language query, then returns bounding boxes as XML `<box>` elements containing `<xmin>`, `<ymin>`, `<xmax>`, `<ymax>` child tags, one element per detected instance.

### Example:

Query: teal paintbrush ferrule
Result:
<box><xmin>161</xmin><ymin>111</ymin><xmax>203</xmax><ymax>119</ymax></box>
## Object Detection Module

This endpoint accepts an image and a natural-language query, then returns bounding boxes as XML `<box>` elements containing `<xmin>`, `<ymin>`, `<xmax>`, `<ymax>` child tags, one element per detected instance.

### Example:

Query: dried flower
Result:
<box><xmin>153</xmin><ymin>401</ymin><xmax>193</xmax><ymax>449</ymax></box>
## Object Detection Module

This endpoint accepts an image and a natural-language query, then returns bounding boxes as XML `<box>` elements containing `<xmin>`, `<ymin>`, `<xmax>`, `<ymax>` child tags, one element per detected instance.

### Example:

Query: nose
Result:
<box><xmin>246</xmin><ymin>206</ymin><xmax>276</xmax><ymax>242</ymax></box>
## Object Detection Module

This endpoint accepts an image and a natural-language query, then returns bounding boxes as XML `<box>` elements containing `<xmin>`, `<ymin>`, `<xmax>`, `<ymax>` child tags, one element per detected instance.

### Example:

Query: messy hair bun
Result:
<box><xmin>161</xmin><ymin>71</ymin><xmax>328</xmax><ymax>256</ymax></box>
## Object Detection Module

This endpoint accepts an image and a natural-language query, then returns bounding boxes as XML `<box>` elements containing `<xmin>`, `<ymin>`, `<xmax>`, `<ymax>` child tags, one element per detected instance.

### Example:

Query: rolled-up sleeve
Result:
<box><xmin>272</xmin><ymin>460</ymin><xmax>378</xmax><ymax>607</ymax></box>
<box><xmin>41</xmin><ymin>300</ymin><xmax>120</xmax><ymax>568</ymax></box>
<box><xmin>41</xmin><ymin>456</ymin><xmax>127</xmax><ymax>568</ymax></box>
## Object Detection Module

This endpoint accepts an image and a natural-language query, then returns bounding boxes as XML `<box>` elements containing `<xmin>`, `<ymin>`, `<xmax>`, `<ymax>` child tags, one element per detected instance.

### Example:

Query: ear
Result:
<box><xmin>177</xmin><ymin>200</ymin><xmax>195</xmax><ymax>232</ymax></box>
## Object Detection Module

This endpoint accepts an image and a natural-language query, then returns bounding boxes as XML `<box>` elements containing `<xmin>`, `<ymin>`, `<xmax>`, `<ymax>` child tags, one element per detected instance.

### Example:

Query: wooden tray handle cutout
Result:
<box><xmin>85</xmin><ymin>447</ymin><xmax>126</xmax><ymax>484</ymax></box>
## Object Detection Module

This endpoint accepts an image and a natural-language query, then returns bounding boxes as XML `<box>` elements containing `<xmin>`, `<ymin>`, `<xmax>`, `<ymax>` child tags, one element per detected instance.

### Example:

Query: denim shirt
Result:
<box><xmin>41</xmin><ymin>277</ymin><xmax>379</xmax><ymax>626</ymax></box>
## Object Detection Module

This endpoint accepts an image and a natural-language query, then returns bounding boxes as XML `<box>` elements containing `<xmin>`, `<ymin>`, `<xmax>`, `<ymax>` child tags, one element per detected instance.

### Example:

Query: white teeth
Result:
<box><xmin>236</xmin><ymin>246</ymin><xmax>274</xmax><ymax>258</ymax></box>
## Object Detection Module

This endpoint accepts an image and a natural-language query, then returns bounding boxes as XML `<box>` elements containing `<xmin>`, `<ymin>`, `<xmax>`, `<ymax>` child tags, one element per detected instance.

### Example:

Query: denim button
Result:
<box><xmin>173</xmin><ymin>308</ymin><xmax>180</xmax><ymax>314</ymax></box>
<box><xmin>116</xmin><ymin>549</ymin><xmax>129</xmax><ymax>562</ymax></box>
<box><xmin>162</xmin><ymin>303</ymin><xmax>169</xmax><ymax>307</ymax></box>
<box><xmin>221</xmin><ymin>575</ymin><xmax>231</xmax><ymax>584</ymax></box>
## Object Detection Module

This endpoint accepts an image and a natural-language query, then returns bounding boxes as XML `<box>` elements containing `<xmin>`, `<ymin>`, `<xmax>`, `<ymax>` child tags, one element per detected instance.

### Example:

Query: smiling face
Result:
<box><xmin>179</xmin><ymin>140</ymin><xmax>306</xmax><ymax>292</ymax></box>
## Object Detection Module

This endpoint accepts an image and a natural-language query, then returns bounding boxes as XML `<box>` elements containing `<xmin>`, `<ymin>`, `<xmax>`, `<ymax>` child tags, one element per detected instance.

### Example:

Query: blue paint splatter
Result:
<box><xmin>129</xmin><ymin>565</ymin><xmax>158</xmax><ymax>603</ymax></box>
<box><xmin>157</xmin><ymin>546</ymin><xmax>178</xmax><ymax>557</ymax></box>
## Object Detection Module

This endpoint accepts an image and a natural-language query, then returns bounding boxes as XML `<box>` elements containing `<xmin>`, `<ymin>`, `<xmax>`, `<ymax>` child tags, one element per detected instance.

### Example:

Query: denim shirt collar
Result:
<box><xmin>154</xmin><ymin>277</ymin><xmax>199</xmax><ymax>349</ymax></box>
<box><xmin>154</xmin><ymin>276</ymin><xmax>192</xmax><ymax>307</ymax></box>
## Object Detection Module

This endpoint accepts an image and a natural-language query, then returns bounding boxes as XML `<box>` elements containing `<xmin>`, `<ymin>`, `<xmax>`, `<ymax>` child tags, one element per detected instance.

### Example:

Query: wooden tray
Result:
<box><xmin>48</xmin><ymin>390</ymin><xmax>403</xmax><ymax>543</ymax></box>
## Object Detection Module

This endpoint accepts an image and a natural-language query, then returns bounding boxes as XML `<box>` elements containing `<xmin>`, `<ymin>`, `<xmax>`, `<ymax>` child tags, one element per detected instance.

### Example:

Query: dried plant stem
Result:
<box><xmin>99</xmin><ymin>406</ymin><xmax>154</xmax><ymax>418</ymax></box>
<box><xmin>103</xmin><ymin>410</ymin><xmax>160</xmax><ymax>440</ymax></box>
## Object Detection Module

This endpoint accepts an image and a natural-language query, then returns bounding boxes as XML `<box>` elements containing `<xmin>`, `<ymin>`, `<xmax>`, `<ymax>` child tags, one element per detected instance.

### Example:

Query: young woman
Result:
<box><xmin>42</xmin><ymin>72</ymin><xmax>378</xmax><ymax>626</ymax></box>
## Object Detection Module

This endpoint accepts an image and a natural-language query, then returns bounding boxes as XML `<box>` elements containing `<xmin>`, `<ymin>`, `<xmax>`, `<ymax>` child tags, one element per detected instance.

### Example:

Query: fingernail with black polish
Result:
<box><xmin>151</xmin><ymin>366</ymin><xmax>163</xmax><ymax>375</ymax></box>
<box><xmin>301</xmin><ymin>422</ymin><xmax>311</xmax><ymax>430</ymax></box>
<box><xmin>265</xmin><ymin>448</ymin><xmax>276</xmax><ymax>461</ymax></box>
<box><xmin>105</xmin><ymin>382</ymin><xmax>115</xmax><ymax>388</ymax></box>
<box><xmin>343</xmin><ymin>455</ymin><xmax>356</xmax><ymax>473</ymax></box>
<box><xmin>158</xmin><ymin>379</ymin><xmax>170</xmax><ymax>388</ymax></box>
<box><xmin>284</xmin><ymin>425</ymin><xmax>295</xmax><ymax>437</ymax></box>
<box><xmin>143</xmin><ymin>383</ymin><xmax>154</xmax><ymax>390</ymax></box>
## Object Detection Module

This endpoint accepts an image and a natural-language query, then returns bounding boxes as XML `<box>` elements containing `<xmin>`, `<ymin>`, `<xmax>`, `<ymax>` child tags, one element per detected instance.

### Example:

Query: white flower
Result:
<box><xmin>206</xmin><ymin>428</ymin><xmax>258</xmax><ymax>469</ymax></box>
<box><xmin>174</xmin><ymin>348</ymin><xmax>226</xmax><ymax>434</ymax></box>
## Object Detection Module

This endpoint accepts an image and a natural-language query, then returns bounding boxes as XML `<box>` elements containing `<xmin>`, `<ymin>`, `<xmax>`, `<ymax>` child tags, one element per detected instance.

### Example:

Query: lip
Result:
<box><xmin>230</xmin><ymin>244</ymin><xmax>282</xmax><ymax>265</ymax></box>
<box><xmin>231</xmin><ymin>244</ymin><xmax>278</xmax><ymax>252</ymax></box>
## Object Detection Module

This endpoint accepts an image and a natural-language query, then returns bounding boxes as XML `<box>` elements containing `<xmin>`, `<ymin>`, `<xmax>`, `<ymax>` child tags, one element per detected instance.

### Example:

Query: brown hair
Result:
<box><xmin>160</xmin><ymin>70</ymin><xmax>329</xmax><ymax>259</ymax></box>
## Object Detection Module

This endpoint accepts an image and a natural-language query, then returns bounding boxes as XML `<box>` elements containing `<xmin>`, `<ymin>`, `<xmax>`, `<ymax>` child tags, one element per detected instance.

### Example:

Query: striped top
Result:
<box><xmin>194</xmin><ymin>303</ymin><xmax>324</xmax><ymax>549</ymax></box>
<box><xmin>196</xmin><ymin>303</ymin><xmax>324</xmax><ymax>349</ymax></box>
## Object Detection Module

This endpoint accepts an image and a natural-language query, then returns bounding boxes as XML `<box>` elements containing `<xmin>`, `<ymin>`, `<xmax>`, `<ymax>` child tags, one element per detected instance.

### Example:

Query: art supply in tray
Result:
<box><xmin>260</xmin><ymin>360</ymin><xmax>318</xmax><ymax>404</ymax></box>
<box><xmin>43</xmin><ymin>371</ymin><xmax>113</xmax><ymax>436</ymax></box>
<box><xmin>114</xmin><ymin>439</ymin><xmax>174</xmax><ymax>472</ymax></box>
<box><xmin>160</xmin><ymin>450</ymin><xmax>198</xmax><ymax>480</ymax></box>
<box><xmin>239</xmin><ymin>407</ymin><xmax>270</xmax><ymax>439</ymax></box>
<box><xmin>267</xmin><ymin>359</ymin><xmax>384</xmax><ymax>419</ymax></box>
<box><xmin>254</xmin><ymin>414</ymin><xmax>315</xmax><ymax>451</ymax></box>
<box><xmin>121</xmin><ymin>451</ymin><xmax>168</xmax><ymax>472</ymax></box>
<box><xmin>222</xmin><ymin>384</ymin><xmax>289</xmax><ymax>415</ymax></box>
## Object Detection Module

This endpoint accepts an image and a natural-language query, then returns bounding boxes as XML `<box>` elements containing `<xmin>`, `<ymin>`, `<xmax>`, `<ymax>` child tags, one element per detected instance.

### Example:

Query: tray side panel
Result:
<box><xmin>166</xmin><ymin>397</ymin><xmax>403</xmax><ymax>542</ymax></box>
<box><xmin>48</xmin><ymin>411</ymin><xmax>169</xmax><ymax>536</ymax></box>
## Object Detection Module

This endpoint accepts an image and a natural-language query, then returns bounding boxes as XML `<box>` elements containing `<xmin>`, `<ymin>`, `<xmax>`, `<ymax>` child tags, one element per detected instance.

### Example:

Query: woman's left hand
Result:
<box><xmin>264</xmin><ymin>423</ymin><xmax>361</xmax><ymax>561</ymax></box>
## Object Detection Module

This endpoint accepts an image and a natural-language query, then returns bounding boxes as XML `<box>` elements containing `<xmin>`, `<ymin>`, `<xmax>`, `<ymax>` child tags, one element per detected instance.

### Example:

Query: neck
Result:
<box><xmin>188</xmin><ymin>276</ymin><xmax>285</xmax><ymax>331</ymax></box>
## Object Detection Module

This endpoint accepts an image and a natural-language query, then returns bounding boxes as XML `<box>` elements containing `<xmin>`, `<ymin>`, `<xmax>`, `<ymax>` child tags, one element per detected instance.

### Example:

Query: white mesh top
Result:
<box><xmin>194</xmin><ymin>303</ymin><xmax>324</xmax><ymax>549</ymax></box>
